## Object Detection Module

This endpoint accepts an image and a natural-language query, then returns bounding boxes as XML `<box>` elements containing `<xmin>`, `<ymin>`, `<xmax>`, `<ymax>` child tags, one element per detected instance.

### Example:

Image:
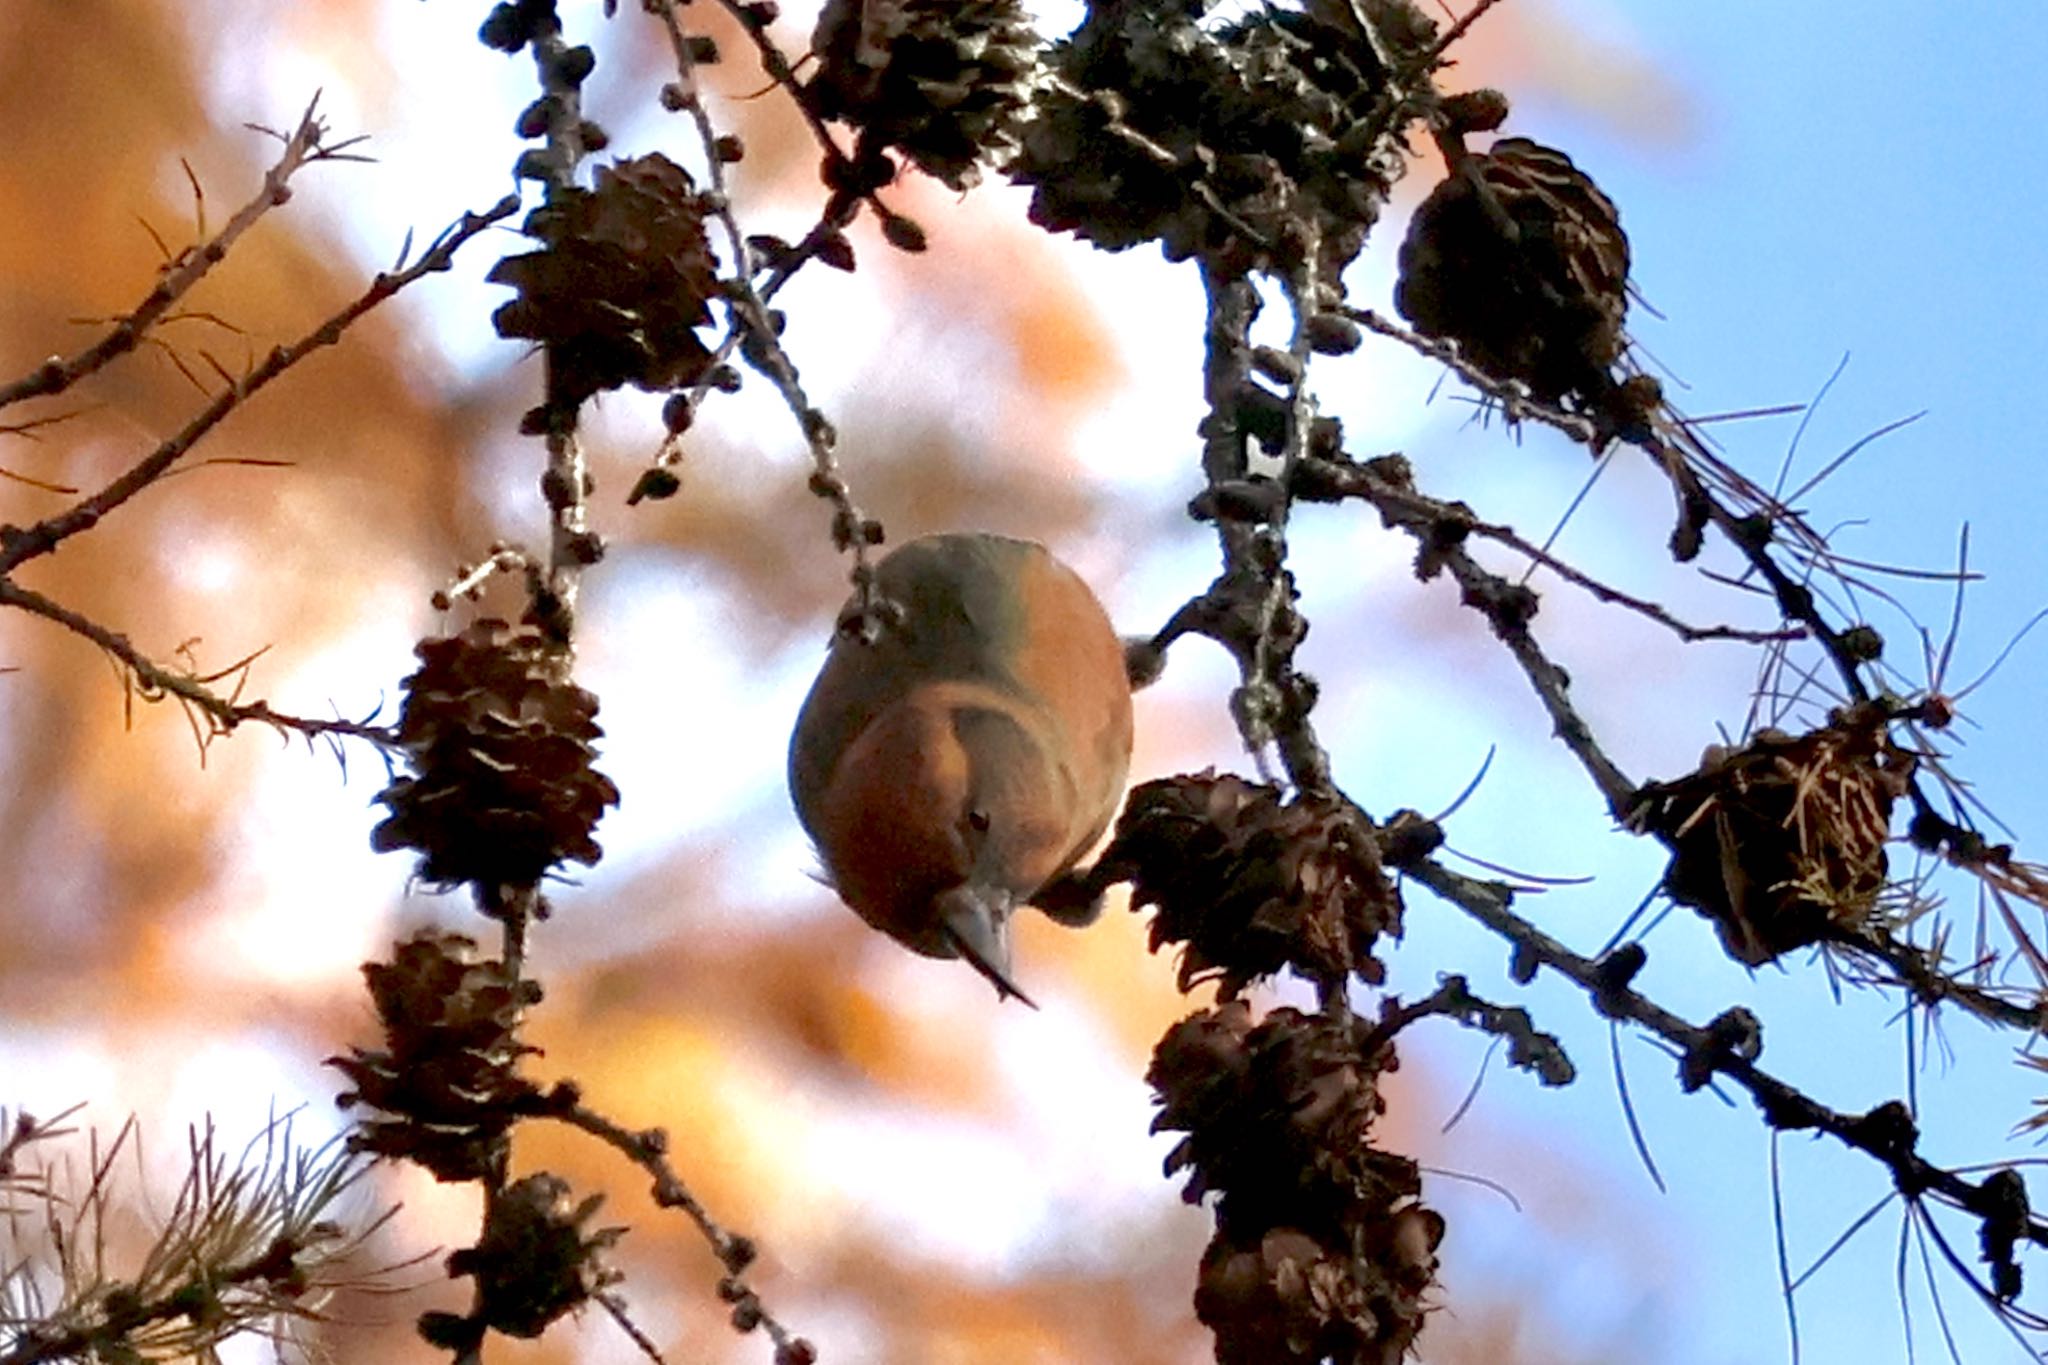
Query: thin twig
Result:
<box><xmin>1399</xmin><ymin>850</ymin><xmax>2048</xmax><ymax>1251</ymax></box>
<box><xmin>0</xmin><ymin>97</ymin><xmax>349</xmax><ymax>413</ymax></box>
<box><xmin>0</xmin><ymin>195</ymin><xmax>521</xmax><ymax>574</ymax></box>
<box><xmin>644</xmin><ymin>0</ymin><xmax>885</xmax><ymax>625</ymax></box>
<box><xmin>708</xmin><ymin>0</ymin><xmax>902</xmax><ymax>234</ymax></box>
<box><xmin>525</xmin><ymin>21</ymin><xmax>596</xmax><ymax>647</ymax></box>
<box><xmin>0</xmin><ymin>577</ymin><xmax>397</xmax><ymax>750</ymax></box>
<box><xmin>596</xmin><ymin>1291</ymin><xmax>671</xmax><ymax>1365</ymax></box>
<box><xmin>1419</xmin><ymin>0</ymin><xmax>1512</xmax><ymax>67</ymax></box>
<box><xmin>435</xmin><ymin>546</ymin><xmax>533</xmax><ymax>610</ymax></box>
<box><xmin>1294</xmin><ymin>450</ymin><xmax>1802</xmax><ymax>644</ymax></box>
<box><xmin>1311</xmin><ymin>449</ymin><xmax>1637</xmax><ymax>815</ymax></box>
<box><xmin>555</xmin><ymin>1105</ymin><xmax>811</xmax><ymax>1361</ymax></box>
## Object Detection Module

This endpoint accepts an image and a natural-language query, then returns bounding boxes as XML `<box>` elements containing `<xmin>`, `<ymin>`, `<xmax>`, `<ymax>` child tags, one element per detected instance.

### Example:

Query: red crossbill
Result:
<box><xmin>789</xmin><ymin>533</ymin><xmax>1135</xmax><ymax>1005</ymax></box>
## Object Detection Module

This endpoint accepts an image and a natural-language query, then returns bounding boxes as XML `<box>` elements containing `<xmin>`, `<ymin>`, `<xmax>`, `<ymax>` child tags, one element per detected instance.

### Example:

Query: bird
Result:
<box><xmin>789</xmin><ymin>532</ymin><xmax>1135</xmax><ymax>1005</ymax></box>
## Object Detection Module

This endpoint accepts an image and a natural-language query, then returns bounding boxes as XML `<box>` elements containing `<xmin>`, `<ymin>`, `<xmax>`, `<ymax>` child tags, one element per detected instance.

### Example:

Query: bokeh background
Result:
<box><xmin>4</xmin><ymin>2</ymin><xmax>2047</xmax><ymax>1361</ymax></box>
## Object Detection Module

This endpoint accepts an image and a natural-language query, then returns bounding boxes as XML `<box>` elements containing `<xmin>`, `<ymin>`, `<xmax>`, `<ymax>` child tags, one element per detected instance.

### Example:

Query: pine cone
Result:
<box><xmin>445</xmin><ymin>1174</ymin><xmax>623</xmax><ymax>1339</ymax></box>
<box><xmin>1196</xmin><ymin>1213</ymin><xmax>1440</xmax><ymax>1365</ymax></box>
<box><xmin>1395</xmin><ymin>137</ymin><xmax>1630</xmax><ymax>407</ymax></box>
<box><xmin>489</xmin><ymin>153</ymin><xmax>720</xmax><ymax>405</ymax></box>
<box><xmin>1098</xmin><ymin>772</ymin><xmax>1403</xmax><ymax>997</ymax></box>
<box><xmin>330</xmin><ymin>932</ymin><xmax>546</xmax><ymax>1182</ymax></box>
<box><xmin>372</xmin><ymin>620</ymin><xmax>619</xmax><ymax>897</ymax></box>
<box><xmin>1626</xmin><ymin>702</ymin><xmax>1915</xmax><ymax>964</ymax></box>
<box><xmin>1152</xmin><ymin>1003</ymin><xmax>1444</xmax><ymax>1364</ymax></box>
<box><xmin>1150</xmin><ymin>1006</ymin><xmax>1412</xmax><ymax>1236</ymax></box>
<box><xmin>1012</xmin><ymin>2</ymin><xmax>1428</xmax><ymax>276</ymax></box>
<box><xmin>808</xmin><ymin>0</ymin><xmax>1039</xmax><ymax>190</ymax></box>
<box><xmin>1195</xmin><ymin>1228</ymin><xmax>1350</xmax><ymax>1365</ymax></box>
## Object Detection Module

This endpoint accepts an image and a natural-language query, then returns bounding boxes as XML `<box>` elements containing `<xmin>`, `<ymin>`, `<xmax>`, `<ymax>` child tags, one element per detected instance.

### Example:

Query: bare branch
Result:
<box><xmin>1293</xmin><ymin>448</ymin><xmax>1802</xmax><ymax>644</ymax></box>
<box><xmin>0</xmin><ymin>98</ymin><xmax>345</xmax><ymax>413</ymax></box>
<box><xmin>1419</xmin><ymin>0</ymin><xmax>1512</xmax><ymax>66</ymax></box>
<box><xmin>0</xmin><ymin>194</ymin><xmax>520</xmax><ymax>574</ymax></box>
<box><xmin>641</xmin><ymin>0</ymin><xmax>888</xmax><ymax>631</ymax></box>
<box><xmin>520</xmin><ymin>21</ymin><xmax>598</xmax><ymax>649</ymax></box>
<box><xmin>1303</xmin><ymin>447</ymin><xmax>1637</xmax><ymax>815</ymax></box>
<box><xmin>0</xmin><ymin>577</ymin><xmax>396</xmax><ymax>751</ymax></box>
<box><xmin>1398</xmin><ymin>848</ymin><xmax>2048</xmax><ymax>1252</ymax></box>
<box><xmin>554</xmin><ymin>1104</ymin><xmax>812</xmax><ymax>1362</ymax></box>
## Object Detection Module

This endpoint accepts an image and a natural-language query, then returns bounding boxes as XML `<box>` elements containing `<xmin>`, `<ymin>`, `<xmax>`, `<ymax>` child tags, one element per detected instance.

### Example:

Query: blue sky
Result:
<box><xmin>1345</xmin><ymin>7</ymin><xmax>2048</xmax><ymax>1362</ymax></box>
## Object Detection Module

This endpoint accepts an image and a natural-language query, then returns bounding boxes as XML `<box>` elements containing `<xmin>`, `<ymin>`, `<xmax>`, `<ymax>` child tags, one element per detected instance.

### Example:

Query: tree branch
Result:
<box><xmin>1349</xmin><ymin>303</ymin><xmax>2048</xmax><ymax>1024</ymax></box>
<box><xmin>0</xmin><ymin>195</ymin><xmax>520</xmax><ymax>574</ymax></box>
<box><xmin>554</xmin><ymin>1103</ymin><xmax>812</xmax><ymax>1362</ymax></box>
<box><xmin>1398</xmin><ymin>848</ymin><xmax>2048</xmax><ymax>1254</ymax></box>
<box><xmin>0</xmin><ymin>577</ymin><xmax>397</xmax><ymax>751</ymax></box>
<box><xmin>0</xmin><ymin>97</ymin><xmax>361</xmax><ymax>413</ymax></box>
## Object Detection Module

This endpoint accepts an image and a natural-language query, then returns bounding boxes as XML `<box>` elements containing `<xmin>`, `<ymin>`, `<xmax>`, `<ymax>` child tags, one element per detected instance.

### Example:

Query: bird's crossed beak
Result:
<box><xmin>935</xmin><ymin>884</ymin><xmax>1037</xmax><ymax>1008</ymax></box>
